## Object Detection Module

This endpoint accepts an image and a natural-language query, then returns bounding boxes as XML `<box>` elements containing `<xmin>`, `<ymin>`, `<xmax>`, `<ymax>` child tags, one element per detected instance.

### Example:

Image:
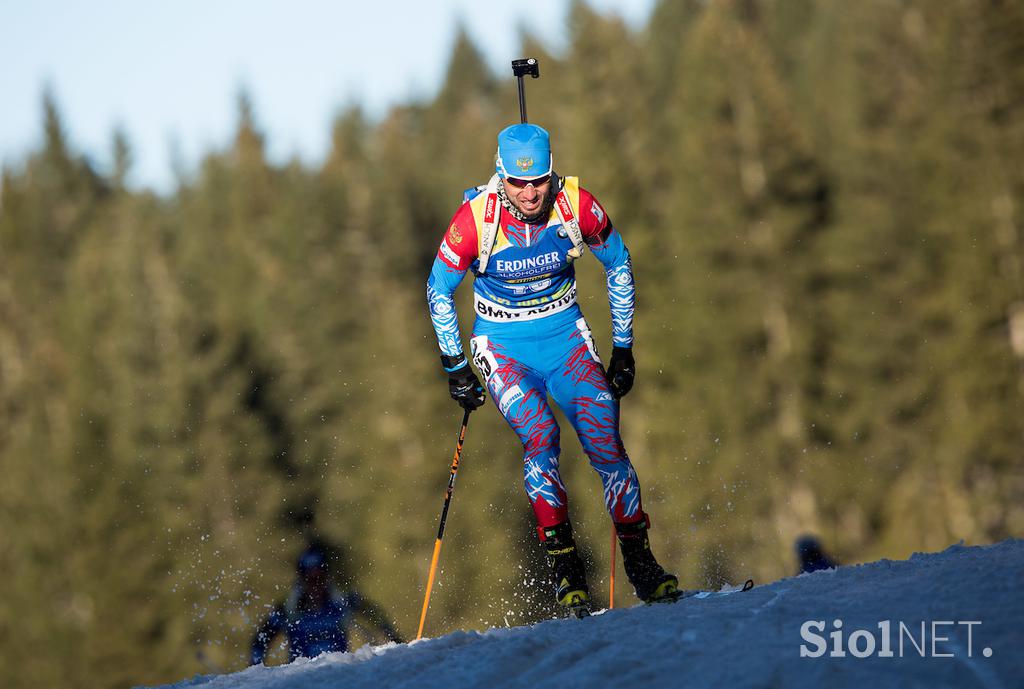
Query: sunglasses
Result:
<box><xmin>504</xmin><ymin>174</ymin><xmax>551</xmax><ymax>189</ymax></box>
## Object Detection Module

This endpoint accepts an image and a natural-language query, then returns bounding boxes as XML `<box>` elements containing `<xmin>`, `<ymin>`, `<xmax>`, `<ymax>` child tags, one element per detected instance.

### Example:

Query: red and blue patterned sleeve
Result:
<box><xmin>579</xmin><ymin>187</ymin><xmax>634</xmax><ymax>348</ymax></box>
<box><xmin>426</xmin><ymin>203</ymin><xmax>479</xmax><ymax>364</ymax></box>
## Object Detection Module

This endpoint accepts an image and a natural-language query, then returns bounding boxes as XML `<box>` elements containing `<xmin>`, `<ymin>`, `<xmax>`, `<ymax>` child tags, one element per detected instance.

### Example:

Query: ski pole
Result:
<box><xmin>416</xmin><ymin>408</ymin><xmax>471</xmax><ymax>640</ymax></box>
<box><xmin>511</xmin><ymin>58</ymin><xmax>540</xmax><ymax>124</ymax></box>
<box><xmin>609</xmin><ymin>525</ymin><xmax>617</xmax><ymax>609</ymax></box>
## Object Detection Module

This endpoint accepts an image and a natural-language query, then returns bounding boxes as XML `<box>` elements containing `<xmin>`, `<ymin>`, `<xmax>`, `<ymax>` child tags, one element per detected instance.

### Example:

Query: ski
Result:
<box><xmin>567</xmin><ymin>603</ymin><xmax>591</xmax><ymax>619</ymax></box>
<box><xmin>676</xmin><ymin>578</ymin><xmax>755</xmax><ymax>602</ymax></box>
<box><xmin>644</xmin><ymin>578</ymin><xmax>754</xmax><ymax>605</ymax></box>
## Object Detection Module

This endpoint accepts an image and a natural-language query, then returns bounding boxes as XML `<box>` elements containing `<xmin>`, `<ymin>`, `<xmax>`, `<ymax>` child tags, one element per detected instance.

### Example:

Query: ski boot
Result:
<box><xmin>539</xmin><ymin>521</ymin><xmax>592</xmax><ymax>618</ymax></box>
<box><xmin>615</xmin><ymin>516</ymin><xmax>680</xmax><ymax>603</ymax></box>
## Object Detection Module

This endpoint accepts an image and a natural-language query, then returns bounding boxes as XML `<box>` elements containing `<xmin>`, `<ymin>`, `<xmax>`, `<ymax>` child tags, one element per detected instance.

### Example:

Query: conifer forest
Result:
<box><xmin>1</xmin><ymin>2</ymin><xmax>1022</xmax><ymax>687</ymax></box>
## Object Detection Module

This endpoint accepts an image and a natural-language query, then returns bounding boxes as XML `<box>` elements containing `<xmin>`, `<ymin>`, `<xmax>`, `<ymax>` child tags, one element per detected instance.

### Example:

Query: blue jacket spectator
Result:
<box><xmin>795</xmin><ymin>535</ymin><xmax>838</xmax><ymax>574</ymax></box>
<box><xmin>250</xmin><ymin>545</ymin><xmax>403</xmax><ymax>664</ymax></box>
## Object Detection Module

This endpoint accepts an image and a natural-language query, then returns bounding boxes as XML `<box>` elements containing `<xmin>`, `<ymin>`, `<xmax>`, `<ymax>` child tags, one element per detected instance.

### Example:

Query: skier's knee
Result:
<box><xmin>522</xmin><ymin>427</ymin><xmax>560</xmax><ymax>459</ymax></box>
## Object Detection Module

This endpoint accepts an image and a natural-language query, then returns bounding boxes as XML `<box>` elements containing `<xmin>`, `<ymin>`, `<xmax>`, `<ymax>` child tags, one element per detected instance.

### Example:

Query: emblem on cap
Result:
<box><xmin>516</xmin><ymin>157</ymin><xmax>534</xmax><ymax>172</ymax></box>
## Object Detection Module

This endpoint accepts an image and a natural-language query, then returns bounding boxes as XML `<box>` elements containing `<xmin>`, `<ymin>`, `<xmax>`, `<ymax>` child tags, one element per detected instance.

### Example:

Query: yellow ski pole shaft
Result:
<box><xmin>416</xmin><ymin>408</ymin><xmax>471</xmax><ymax>640</ymax></box>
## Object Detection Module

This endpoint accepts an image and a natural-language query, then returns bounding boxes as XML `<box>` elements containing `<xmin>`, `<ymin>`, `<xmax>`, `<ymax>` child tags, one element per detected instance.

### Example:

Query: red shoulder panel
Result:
<box><xmin>577</xmin><ymin>186</ymin><xmax>613</xmax><ymax>241</ymax></box>
<box><xmin>436</xmin><ymin>202</ymin><xmax>479</xmax><ymax>270</ymax></box>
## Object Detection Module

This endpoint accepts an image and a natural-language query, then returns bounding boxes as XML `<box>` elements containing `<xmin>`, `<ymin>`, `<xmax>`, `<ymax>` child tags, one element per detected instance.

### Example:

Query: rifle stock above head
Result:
<box><xmin>512</xmin><ymin>58</ymin><xmax>540</xmax><ymax>124</ymax></box>
<box><xmin>512</xmin><ymin>58</ymin><xmax>539</xmax><ymax>79</ymax></box>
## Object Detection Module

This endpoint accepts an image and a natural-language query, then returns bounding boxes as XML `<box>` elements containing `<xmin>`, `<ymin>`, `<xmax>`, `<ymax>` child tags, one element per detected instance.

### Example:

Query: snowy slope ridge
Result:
<box><xmin>150</xmin><ymin>540</ymin><xmax>1023</xmax><ymax>689</ymax></box>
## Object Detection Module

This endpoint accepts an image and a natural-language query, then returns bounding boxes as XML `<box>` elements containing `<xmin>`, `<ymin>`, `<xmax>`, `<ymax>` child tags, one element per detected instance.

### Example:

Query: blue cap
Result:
<box><xmin>495</xmin><ymin>123</ymin><xmax>552</xmax><ymax>179</ymax></box>
<box><xmin>297</xmin><ymin>546</ymin><xmax>328</xmax><ymax>574</ymax></box>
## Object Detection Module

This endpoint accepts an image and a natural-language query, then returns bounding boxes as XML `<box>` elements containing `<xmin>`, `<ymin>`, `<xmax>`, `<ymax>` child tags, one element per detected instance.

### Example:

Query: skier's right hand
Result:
<box><xmin>446</xmin><ymin>360</ymin><xmax>486</xmax><ymax>411</ymax></box>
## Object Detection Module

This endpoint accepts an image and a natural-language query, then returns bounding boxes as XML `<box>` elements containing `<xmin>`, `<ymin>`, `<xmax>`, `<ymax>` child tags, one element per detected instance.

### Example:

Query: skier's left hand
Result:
<box><xmin>606</xmin><ymin>346</ymin><xmax>635</xmax><ymax>399</ymax></box>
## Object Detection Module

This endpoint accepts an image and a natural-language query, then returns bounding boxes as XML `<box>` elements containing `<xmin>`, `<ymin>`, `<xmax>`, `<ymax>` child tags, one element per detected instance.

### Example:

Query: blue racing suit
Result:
<box><xmin>426</xmin><ymin>176</ymin><xmax>645</xmax><ymax>528</ymax></box>
<box><xmin>250</xmin><ymin>587</ymin><xmax>362</xmax><ymax>663</ymax></box>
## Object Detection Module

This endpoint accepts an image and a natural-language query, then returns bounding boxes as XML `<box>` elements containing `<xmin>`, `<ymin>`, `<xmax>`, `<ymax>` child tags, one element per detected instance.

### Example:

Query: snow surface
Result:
<box><xmin>148</xmin><ymin>540</ymin><xmax>1023</xmax><ymax>689</ymax></box>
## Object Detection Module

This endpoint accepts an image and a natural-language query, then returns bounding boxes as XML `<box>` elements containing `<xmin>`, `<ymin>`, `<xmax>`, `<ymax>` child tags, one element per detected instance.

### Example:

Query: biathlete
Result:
<box><xmin>426</xmin><ymin>123</ymin><xmax>677</xmax><ymax>613</ymax></box>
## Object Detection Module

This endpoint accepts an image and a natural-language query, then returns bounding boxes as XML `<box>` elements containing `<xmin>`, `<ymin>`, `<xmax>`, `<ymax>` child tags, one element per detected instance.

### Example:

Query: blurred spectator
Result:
<box><xmin>795</xmin><ymin>535</ymin><xmax>838</xmax><ymax>574</ymax></box>
<box><xmin>250</xmin><ymin>542</ymin><xmax>403</xmax><ymax>664</ymax></box>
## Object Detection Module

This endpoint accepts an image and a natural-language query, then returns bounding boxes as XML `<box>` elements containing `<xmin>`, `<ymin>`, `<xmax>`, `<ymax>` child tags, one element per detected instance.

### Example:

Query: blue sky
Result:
<box><xmin>1</xmin><ymin>1</ymin><xmax>655</xmax><ymax>191</ymax></box>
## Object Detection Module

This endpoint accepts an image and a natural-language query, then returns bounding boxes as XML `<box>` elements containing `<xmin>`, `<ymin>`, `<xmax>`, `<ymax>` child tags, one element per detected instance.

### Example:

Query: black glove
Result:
<box><xmin>443</xmin><ymin>356</ymin><xmax>486</xmax><ymax>411</ymax></box>
<box><xmin>606</xmin><ymin>347</ymin><xmax>635</xmax><ymax>399</ymax></box>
